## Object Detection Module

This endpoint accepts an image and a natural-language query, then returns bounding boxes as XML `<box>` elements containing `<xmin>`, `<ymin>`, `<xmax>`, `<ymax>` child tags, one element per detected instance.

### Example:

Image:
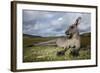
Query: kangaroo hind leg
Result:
<box><xmin>56</xmin><ymin>47</ymin><xmax>67</xmax><ymax>56</ymax></box>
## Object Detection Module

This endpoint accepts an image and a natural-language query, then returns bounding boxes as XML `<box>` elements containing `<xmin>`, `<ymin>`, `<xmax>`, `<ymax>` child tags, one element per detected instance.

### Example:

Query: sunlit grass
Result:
<box><xmin>23</xmin><ymin>33</ymin><xmax>91</xmax><ymax>62</ymax></box>
<box><xmin>23</xmin><ymin>46</ymin><xmax>91</xmax><ymax>62</ymax></box>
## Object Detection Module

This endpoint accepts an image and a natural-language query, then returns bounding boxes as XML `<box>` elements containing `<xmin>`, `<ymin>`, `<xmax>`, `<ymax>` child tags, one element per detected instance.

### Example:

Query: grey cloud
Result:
<box><xmin>23</xmin><ymin>10</ymin><xmax>91</xmax><ymax>37</ymax></box>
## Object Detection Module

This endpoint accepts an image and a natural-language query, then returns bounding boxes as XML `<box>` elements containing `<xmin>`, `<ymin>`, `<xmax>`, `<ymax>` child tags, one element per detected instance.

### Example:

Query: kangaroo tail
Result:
<box><xmin>33</xmin><ymin>39</ymin><xmax>57</xmax><ymax>46</ymax></box>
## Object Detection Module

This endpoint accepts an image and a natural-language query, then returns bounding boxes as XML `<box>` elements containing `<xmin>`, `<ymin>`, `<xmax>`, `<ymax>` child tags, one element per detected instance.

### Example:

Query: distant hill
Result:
<box><xmin>23</xmin><ymin>34</ymin><xmax>41</xmax><ymax>38</ymax></box>
<box><xmin>23</xmin><ymin>32</ymin><xmax>91</xmax><ymax>38</ymax></box>
<box><xmin>80</xmin><ymin>32</ymin><xmax>91</xmax><ymax>37</ymax></box>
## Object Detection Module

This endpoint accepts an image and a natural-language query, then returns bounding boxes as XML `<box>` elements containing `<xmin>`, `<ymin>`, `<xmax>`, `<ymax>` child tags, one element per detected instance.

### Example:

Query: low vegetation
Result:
<box><xmin>23</xmin><ymin>33</ymin><xmax>91</xmax><ymax>62</ymax></box>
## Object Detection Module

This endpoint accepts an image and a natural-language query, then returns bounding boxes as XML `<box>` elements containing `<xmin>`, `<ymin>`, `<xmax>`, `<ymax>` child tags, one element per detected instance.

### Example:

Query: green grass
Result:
<box><xmin>23</xmin><ymin>33</ymin><xmax>91</xmax><ymax>62</ymax></box>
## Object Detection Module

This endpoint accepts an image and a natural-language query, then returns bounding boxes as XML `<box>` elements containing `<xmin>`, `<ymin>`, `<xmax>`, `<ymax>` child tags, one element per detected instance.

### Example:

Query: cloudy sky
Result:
<box><xmin>23</xmin><ymin>10</ymin><xmax>91</xmax><ymax>37</ymax></box>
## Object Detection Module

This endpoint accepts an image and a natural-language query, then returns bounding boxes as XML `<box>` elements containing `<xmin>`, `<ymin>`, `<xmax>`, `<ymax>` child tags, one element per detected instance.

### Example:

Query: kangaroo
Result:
<box><xmin>56</xmin><ymin>17</ymin><xmax>81</xmax><ymax>56</ymax></box>
<box><xmin>32</xmin><ymin>17</ymin><xmax>81</xmax><ymax>56</ymax></box>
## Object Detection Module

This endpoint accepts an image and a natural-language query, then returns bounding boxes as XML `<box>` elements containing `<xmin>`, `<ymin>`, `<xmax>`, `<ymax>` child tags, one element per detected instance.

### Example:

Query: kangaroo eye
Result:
<box><xmin>71</xmin><ymin>26</ymin><xmax>74</xmax><ymax>29</ymax></box>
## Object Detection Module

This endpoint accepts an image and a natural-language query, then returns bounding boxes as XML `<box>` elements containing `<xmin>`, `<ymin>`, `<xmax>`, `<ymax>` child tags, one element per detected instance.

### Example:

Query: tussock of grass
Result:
<box><xmin>23</xmin><ymin>33</ymin><xmax>91</xmax><ymax>62</ymax></box>
<box><xmin>23</xmin><ymin>46</ymin><xmax>90</xmax><ymax>62</ymax></box>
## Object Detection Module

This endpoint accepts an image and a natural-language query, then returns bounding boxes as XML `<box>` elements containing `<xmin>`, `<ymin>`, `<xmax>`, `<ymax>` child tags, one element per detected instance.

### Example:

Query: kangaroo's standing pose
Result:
<box><xmin>32</xmin><ymin>17</ymin><xmax>82</xmax><ymax>56</ymax></box>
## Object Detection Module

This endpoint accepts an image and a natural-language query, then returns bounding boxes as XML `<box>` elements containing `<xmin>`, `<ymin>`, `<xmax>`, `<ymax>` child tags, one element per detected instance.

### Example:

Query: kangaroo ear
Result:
<box><xmin>75</xmin><ymin>17</ymin><xmax>81</xmax><ymax>26</ymax></box>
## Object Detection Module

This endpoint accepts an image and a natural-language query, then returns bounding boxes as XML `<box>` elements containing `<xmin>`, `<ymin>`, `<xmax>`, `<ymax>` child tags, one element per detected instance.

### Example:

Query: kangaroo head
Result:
<box><xmin>65</xmin><ymin>17</ymin><xmax>81</xmax><ymax>39</ymax></box>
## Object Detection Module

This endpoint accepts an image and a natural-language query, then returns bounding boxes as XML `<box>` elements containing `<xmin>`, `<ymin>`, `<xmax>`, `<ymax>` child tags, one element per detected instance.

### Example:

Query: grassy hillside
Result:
<box><xmin>23</xmin><ymin>33</ymin><xmax>91</xmax><ymax>62</ymax></box>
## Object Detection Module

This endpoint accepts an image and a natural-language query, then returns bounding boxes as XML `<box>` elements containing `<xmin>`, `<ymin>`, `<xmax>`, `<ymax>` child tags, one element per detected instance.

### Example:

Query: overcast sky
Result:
<box><xmin>23</xmin><ymin>10</ymin><xmax>91</xmax><ymax>37</ymax></box>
